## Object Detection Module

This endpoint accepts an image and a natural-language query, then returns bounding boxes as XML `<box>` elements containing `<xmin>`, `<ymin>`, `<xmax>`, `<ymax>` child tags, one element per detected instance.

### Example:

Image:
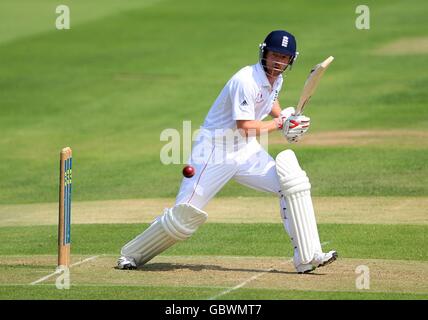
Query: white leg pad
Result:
<box><xmin>120</xmin><ymin>203</ymin><xmax>208</xmax><ymax>266</ymax></box>
<box><xmin>276</xmin><ymin>150</ymin><xmax>322</xmax><ymax>264</ymax></box>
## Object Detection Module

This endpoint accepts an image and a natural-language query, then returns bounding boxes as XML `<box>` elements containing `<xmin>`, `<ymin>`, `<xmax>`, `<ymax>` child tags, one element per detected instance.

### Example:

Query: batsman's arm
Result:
<box><xmin>236</xmin><ymin>119</ymin><xmax>278</xmax><ymax>136</ymax></box>
<box><xmin>269</xmin><ymin>99</ymin><xmax>282</xmax><ymax>118</ymax></box>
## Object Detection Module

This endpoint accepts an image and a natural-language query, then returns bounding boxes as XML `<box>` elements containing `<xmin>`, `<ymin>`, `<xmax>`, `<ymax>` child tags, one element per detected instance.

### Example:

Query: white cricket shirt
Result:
<box><xmin>203</xmin><ymin>62</ymin><xmax>283</xmax><ymax>130</ymax></box>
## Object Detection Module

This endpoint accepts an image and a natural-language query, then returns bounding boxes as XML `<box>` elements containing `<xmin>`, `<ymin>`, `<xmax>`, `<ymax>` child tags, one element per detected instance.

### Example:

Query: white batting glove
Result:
<box><xmin>274</xmin><ymin>107</ymin><xmax>295</xmax><ymax>130</ymax></box>
<box><xmin>280</xmin><ymin>107</ymin><xmax>296</xmax><ymax>121</ymax></box>
<box><xmin>283</xmin><ymin>114</ymin><xmax>311</xmax><ymax>143</ymax></box>
<box><xmin>273</xmin><ymin>107</ymin><xmax>311</xmax><ymax>143</ymax></box>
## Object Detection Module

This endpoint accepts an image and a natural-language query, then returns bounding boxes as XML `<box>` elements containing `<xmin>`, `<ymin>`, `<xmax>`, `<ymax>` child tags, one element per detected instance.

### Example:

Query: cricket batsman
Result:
<box><xmin>117</xmin><ymin>30</ymin><xmax>338</xmax><ymax>273</ymax></box>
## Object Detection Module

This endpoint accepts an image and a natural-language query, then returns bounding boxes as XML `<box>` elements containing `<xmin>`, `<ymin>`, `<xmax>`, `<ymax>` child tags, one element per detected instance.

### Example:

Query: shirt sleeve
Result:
<box><xmin>229</xmin><ymin>79</ymin><xmax>256</xmax><ymax>121</ymax></box>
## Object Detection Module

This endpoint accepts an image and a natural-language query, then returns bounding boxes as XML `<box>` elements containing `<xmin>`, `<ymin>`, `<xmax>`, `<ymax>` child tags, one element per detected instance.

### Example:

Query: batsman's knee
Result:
<box><xmin>160</xmin><ymin>203</ymin><xmax>208</xmax><ymax>240</ymax></box>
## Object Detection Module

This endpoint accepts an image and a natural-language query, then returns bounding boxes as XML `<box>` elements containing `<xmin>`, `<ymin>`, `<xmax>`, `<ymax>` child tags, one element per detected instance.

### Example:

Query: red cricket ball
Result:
<box><xmin>182</xmin><ymin>165</ymin><xmax>195</xmax><ymax>178</ymax></box>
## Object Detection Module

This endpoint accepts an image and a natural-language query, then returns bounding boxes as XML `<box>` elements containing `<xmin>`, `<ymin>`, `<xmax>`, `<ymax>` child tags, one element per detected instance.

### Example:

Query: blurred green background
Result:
<box><xmin>0</xmin><ymin>0</ymin><xmax>427</xmax><ymax>204</ymax></box>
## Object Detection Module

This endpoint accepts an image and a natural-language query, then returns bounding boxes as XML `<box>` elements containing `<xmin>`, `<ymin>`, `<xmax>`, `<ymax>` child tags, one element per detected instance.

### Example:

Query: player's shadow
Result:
<box><xmin>135</xmin><ymin>262</ymin><xmax>323</xmax><ymax>275</ymax></box>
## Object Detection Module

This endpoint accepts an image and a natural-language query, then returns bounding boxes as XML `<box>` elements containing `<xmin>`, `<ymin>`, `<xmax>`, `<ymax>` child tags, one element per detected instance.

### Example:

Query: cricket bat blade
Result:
<box><xmin>295</xmin><ymin>56</ymin><xmax>334</xmax><ymax>115</ymax></box>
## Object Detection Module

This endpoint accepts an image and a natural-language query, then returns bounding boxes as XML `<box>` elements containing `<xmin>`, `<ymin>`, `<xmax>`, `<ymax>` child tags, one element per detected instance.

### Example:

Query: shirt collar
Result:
<box><xmin>255</xmin><ymin>62</ymin><xmax>282</xmax><ymax>88</ymax></box>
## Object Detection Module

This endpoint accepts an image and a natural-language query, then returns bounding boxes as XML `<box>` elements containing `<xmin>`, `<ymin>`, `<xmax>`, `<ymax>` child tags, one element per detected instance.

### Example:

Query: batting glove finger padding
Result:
<box><xmin>282</xmin><ymin>115</ymin><xmax>311</xmax><ymax>142</ymax></box>
<box><xmin>275</xmin><ymin>107</ymin><xmax>296</xmax><ymax>130</ymax></box>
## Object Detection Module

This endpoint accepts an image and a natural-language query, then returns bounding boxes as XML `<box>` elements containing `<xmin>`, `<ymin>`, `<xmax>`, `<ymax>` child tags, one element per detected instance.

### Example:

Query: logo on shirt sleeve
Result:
<box><xmin>240</xmin><ymin>99</ymin><xmax>248</xmax><ymax>106</ymax></box>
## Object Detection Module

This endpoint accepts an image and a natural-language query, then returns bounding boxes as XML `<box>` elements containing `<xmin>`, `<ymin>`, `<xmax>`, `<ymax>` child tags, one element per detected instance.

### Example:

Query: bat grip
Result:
<box><xmin>293</xmin><ymin>107</ymin><xmax>302</xmax><ymax>116</ymax></box>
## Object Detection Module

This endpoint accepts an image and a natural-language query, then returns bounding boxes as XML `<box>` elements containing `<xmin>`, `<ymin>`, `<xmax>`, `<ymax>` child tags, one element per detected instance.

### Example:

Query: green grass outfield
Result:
<box><xmin>0</xmin><ymin>0</ymin><xmax>427</xmax><ymax>203</ymax></box>
<box><xmin>0</xmin><ymin>0</ymin><xmax>427</xmax><ymax>300</ymax></box>
<box><xmin>0</xmin><ymin>223</ymin><xmax>426</xmax><ymax>260</ymax></box>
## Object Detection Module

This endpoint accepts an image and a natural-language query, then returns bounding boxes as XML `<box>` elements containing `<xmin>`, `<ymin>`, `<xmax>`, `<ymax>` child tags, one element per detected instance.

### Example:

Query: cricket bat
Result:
<box><xmin>295</xmin><ymin>56</ymin><xmax>334</xmax><ymax>115</ymax></box>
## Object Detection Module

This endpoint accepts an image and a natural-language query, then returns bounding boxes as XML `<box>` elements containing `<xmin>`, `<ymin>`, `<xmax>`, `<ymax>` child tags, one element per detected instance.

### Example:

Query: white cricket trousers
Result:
<box><xmin>174</xmin><ymin>128</ymin><xmax>300</xmax><ymax>264</ymax></box>
<box><xmin>175</xmin><ymin>128</ymin><xmax>283</xmax><ymax>208</ymax></box>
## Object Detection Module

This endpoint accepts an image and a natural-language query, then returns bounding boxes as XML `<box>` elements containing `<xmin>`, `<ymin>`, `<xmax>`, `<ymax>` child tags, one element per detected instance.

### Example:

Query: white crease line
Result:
<box><xmin>30</xmin><ymin>270</ymin><xmax>61</xmax><ymax>285</ymax></box>
<box><xmin>70</xmin><ymin>255</ymin><xmax>100</xmax><ymax>268</ymax></box>
<box><xmin>30</xmin><ymin>255</ymin><xmax>100</xmax><ymax>285</ymax></box>
<box><xmin>208</xmin><ymin>267</ymin><xmax>275</xmax><ymax>300</ymax></box>
<box><xmin>209</xmin><ymin>259</ymin><xmax>291</xmax><ymax>300</ymax></box>
<box><xmin>209</xmin><ymin>241</ymin><xmax>331</xmax><ymax>300</ymax></box>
